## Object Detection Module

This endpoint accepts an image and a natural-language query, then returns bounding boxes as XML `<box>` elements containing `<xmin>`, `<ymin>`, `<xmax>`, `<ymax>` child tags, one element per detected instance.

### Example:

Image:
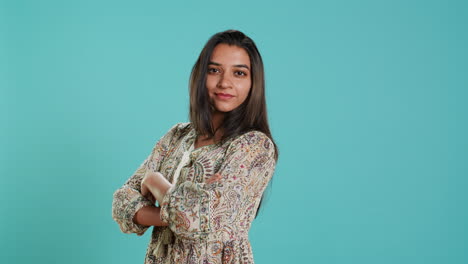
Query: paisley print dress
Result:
<box><xmin>112</xmin><ymin>122</ymin><xmax>277</xmax><ymax>263</ymax></box>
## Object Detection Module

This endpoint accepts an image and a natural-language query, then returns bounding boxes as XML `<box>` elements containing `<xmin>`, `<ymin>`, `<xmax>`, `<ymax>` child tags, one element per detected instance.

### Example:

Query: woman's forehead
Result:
<box><xmin>210</xmin><ymin>44</ymin><xmax>250</xmax><ymax>67</ymax></box>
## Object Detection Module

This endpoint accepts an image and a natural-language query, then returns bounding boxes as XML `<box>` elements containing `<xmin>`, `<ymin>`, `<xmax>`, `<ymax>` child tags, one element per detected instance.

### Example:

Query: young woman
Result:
<box><xmin>112</xmin><ymin>29</ymin><xmax>279</xmax><ymax>264</ymax></box>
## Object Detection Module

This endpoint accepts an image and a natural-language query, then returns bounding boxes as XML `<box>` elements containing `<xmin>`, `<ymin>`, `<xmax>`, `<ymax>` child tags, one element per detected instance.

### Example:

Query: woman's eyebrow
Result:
<box><xmin>234</xmin><ymin>64</ymin><xmax>250</xmax><ymax>70</ymax></box>
<box><xmin>208</xmin><ymin>61</ymin><xmax>250</xmax><ymax>70</ymax></box>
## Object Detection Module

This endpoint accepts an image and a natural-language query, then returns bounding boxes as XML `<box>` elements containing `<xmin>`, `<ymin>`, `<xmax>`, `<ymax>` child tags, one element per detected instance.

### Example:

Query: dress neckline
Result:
<box><xmin>186</xmin><ymin>127</ymin><xmax>220</xmax><ymax>153</ymax></box>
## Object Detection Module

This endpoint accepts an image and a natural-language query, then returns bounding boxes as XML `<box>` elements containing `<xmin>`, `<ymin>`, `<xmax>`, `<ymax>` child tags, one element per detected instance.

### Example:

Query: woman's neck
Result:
<box><xmin>211</xmin><ymin>111</ymin><xmax>225</xmax><ymax>133</ymax></box>
<box><xmin>197</xmin><ymin>111</ymin><xmax>225</xmax><ymax>144</ymax></box>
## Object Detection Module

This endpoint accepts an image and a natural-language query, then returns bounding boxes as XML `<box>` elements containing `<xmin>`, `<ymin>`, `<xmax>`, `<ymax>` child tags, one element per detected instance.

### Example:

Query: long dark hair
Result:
<box><xmin>189</xmin><ymin>29</ymin><xmax>278</xmax><ymax>216</ymax></box>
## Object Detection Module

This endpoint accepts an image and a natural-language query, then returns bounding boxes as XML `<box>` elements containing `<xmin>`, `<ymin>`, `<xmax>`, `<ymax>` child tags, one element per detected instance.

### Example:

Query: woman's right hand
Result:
<box><xmin>141</xmin><ymin>171</ymin><xmax>172</xmax><ymax>204</ymax></box>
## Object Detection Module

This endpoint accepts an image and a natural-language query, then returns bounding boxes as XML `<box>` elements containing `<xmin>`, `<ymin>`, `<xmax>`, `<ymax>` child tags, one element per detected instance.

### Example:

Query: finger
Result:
<box><xmin>210</xmin><ymin>173</ymin><xmax>221</xmax><ymax>179</ymax></box>
<box><xmin>206</xmin><ymin>174</ymin><xmax>222</xmax><ymax>184</ymax></box>
<box><xmin>141</xmin><ymin>184</ymin><xmax>148</xmax><ymax>196</ymax></box>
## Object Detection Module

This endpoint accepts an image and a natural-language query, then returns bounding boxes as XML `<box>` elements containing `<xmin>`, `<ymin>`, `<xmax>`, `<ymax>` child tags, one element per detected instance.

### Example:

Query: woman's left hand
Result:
<box><xmin>206</xmin><ymin>173</ymin><xmax>222</xmax><ymax>184</ymax></box>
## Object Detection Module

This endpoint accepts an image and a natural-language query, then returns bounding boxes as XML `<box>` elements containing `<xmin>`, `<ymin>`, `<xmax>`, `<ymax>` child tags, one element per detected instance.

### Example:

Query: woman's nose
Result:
<box><xmin>217</xmin><ymin>72</ymin><xmax>232</xmax><ymax>88</ymax></box>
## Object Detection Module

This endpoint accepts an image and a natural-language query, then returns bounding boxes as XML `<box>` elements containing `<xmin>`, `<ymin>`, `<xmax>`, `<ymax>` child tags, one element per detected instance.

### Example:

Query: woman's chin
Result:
<box><xmin>214</xmin><ymin>105</ymin><xmax>235</xmax><ymax>113</ymax></box>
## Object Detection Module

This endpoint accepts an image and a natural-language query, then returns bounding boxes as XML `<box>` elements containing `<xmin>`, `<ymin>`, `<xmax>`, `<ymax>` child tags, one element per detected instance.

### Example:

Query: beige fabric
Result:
<box><xmin>112</xmin><ymin>122</ymin><xmax>276</xmax><ymax>264</ymax></box>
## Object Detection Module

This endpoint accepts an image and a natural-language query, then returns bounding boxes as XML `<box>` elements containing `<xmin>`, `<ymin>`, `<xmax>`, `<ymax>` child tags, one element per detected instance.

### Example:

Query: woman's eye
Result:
<box><xmin>208</xmin><ymin>68</ymin><xmax>219</xmax><ymax>73</ymax></box>
<box><xmin>235</xmin><ymin>71</ymin><xmax>247</xmax><ymax>76</ymax></box>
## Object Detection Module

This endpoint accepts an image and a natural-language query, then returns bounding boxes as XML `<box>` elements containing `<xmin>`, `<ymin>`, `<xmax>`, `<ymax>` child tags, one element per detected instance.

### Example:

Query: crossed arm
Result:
<box><xmin>132</xmin><ymin>171</ymin><xmax>221</xmax><ymax>227</ymax></box>
<box><xmin>113</xmin><ymin>124</ymin><xmax>275</xmax><ymax>237</ymax></box>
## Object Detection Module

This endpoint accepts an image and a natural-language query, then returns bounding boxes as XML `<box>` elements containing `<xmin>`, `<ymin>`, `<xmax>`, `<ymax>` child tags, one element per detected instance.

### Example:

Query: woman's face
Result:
<box><xmin>206</xmin><ymin>43</ymin><xmax>252</xmax><ymax>113</ymax></box>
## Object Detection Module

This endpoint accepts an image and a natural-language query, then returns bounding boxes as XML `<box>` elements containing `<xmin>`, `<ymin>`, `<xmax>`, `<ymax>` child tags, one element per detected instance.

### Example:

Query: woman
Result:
<box><xmin>112</xmin><ymin>29</ymin><xmax>279</xmax><ymax>264</ymax></box>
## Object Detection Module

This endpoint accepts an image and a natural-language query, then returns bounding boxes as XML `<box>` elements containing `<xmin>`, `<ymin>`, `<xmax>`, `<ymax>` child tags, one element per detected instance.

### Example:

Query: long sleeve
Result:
<box><xmin>160</xmin><ymin>131</ymin><xmax>277</xmax><ymax>240</ymax></box>
<box><xmin>111</xmin><ymin>123</ymin><xmax>182</xmax><ymax>235</ymax></box>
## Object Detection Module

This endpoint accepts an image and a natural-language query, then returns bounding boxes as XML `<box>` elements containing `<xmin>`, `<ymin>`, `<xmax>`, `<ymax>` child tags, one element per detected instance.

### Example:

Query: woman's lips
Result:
<box><xmin>215</xmin><ymin>93</ymin><xmax>234</xmax><ymax>100</ymax></box>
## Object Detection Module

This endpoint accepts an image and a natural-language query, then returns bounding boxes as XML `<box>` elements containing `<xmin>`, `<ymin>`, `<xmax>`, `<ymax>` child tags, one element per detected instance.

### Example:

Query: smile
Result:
<box><xmin>215</xmin><ymin>93</ymin><xmax>234</xmax><ymax>100</ymax></box>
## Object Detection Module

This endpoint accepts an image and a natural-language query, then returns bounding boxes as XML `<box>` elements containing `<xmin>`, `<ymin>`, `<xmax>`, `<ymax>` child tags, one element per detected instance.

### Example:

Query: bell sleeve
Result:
<box><xmin>160</xmin><ymin>131</ymin><xmax>277</xmax><ymax>240</ymax></box>
<box><xmin>111</xmin><ymin>122</ymin><xmax>182</xmax><ymax>235</ymax></box>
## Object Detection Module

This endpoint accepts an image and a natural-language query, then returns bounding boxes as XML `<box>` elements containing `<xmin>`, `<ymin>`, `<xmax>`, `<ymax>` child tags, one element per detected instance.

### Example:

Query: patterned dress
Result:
<box><xmin>112</xmin><ymin>122</ymin><xmax>277</xmax><ymax>264</ymax></box>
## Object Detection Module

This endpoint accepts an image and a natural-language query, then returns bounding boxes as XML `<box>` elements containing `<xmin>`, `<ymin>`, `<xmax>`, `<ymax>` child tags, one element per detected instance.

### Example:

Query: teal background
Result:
<box><xmin>1</xmin><ymin>0</ymin><xmax>467</xmax><ymax>263</ymax></box>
